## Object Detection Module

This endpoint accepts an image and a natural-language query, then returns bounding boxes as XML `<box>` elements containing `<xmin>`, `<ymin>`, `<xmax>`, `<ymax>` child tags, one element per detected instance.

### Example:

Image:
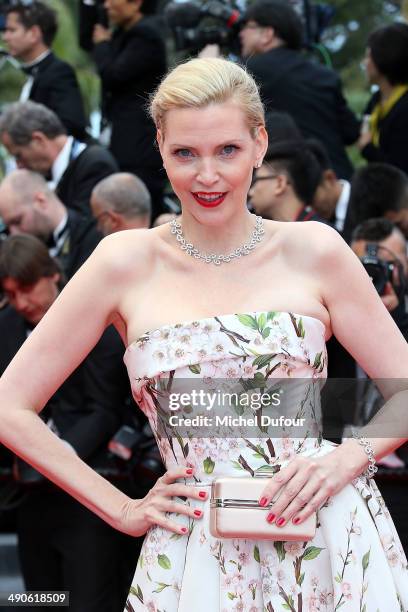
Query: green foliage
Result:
<box><xmin>320</xmin><ymin>0</ymin><xmax>400</xmax><ymax>95</ymax></box>
<box><xmin>0</xmin><ymin>0</ymin><xmax>99</xmax><ymax>115</ymax></box>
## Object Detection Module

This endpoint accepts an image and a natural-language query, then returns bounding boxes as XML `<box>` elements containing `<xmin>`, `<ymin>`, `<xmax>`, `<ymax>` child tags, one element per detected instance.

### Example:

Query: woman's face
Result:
<box><xmin>158</xmin><ymin>101</ymin><xmax>267</xmax><ymax>223</ymax></box>
<box><xmin>363</xmin><ymin>48</ymin><xmax>380</xmax><ymax>84</ymax></box>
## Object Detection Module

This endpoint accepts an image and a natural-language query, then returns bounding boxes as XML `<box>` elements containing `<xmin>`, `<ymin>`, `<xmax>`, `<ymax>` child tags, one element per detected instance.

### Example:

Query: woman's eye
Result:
<box><xmin>174</xmin><ymin>149</ymin><xmax>193</xmax><ymax>159</ymax></box>
<box><xmin>221</xmin><ymin>145</ymin><xmax>238</xmax><ymax>156</ymax></box>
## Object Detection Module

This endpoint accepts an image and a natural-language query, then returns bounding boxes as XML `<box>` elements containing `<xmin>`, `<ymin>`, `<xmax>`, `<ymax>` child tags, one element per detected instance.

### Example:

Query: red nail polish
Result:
<box><xmin>186</xmin><ymin>468</ymin><xmax>193</xmax><ymax>475</ymax></box>
<box><xmin>293</xmin><ymin>517</ymin><xmax>301</xmax><ymax>525</ymax></box>
<box><xmin>259</xmin><ymin>497</ymin><xmax>268</xmax><ymax>507</ymax></box>
<box><xmin>181</xmin><ymin>527</ymin><xmax>188</xmax><ymax>533</ymax></box>
<box><xmin>276</xmin><ymin>517</ymin><xmax>286</xmax><ymax>527</ymax></box>
<box><xmin>266</xmin><ymin>513</ymin><xmax>276</xmax><ymax>523</ymax></box>
<box><xmin>194</xmin><ymin>510</ymin><xmax>202</xmax><ymax>517</ymax></box>
<box><xmin>199</xmin><ymin>491</ymin><xmax>207</xmax><ymax>499</ymax></box>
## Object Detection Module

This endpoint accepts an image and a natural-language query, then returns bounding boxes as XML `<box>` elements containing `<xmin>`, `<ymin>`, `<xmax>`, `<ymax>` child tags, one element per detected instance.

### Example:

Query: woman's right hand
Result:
<box><xmin>117</xmin><ymin>466</ymin><xmax>206</xmax><ymax>537</ymax></box>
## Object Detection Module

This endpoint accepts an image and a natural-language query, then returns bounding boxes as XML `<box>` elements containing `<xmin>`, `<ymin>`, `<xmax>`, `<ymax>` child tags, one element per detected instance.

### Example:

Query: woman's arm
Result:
<box><xmin>259</xmin><ymin>223</ymin><xmax>408</xmax><ymax>525</ymax></box>
<box><xmin>0</xmin><ymin>231</ymin><xmax>207</xmax><ymax>535</ymax></box>
<box><xmin>0</xmin><ymin>234</ymin><xmax>131</xmax><ymax>527</ymax></box>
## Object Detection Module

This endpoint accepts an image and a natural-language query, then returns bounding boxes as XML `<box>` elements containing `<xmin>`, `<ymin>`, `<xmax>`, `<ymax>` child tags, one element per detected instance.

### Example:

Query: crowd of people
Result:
<box><xmin>0</xmin><ymin>1</ymin><xmax>407</xmax><ymax>611</ymax></box>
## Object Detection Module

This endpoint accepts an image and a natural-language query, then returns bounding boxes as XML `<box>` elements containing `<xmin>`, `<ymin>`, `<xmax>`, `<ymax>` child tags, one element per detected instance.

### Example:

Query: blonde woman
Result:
<box><xmin>0</xmin><ymin>58</ymin><xmax>408</xmax><ymax>611</ymax></box>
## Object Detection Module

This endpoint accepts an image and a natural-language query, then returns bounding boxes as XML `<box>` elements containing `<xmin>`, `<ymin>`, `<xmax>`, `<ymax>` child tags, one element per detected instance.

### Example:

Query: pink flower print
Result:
<box><xmin>387</xmin><ymin>548</ymin><xmax>400</xmax><ymax>567</ymax></box>
<box><xmin>222</xmin><ymin>574</ymin><xmax>233</xmax><ymax>589</ymax></box>
<box><xmin>238</xmin><ymin>551</ymin><xmax>250</xmax><ymax>566</ymax></box>
<box><xmin>174</xmin><ymin>347</ymin><xmax>185</xmax><ymax>359</ymax></box>
<box><xmin>136</xmin><ymin>337</ymin><xmax>149</xmax><ymax>350</ymax></box>
<box><xmin>144</xmin><ymin>553</ymin><xmax>155</xmax><ymax>568</ymax></box>
<box><xmin>306</xmin><ymin>594</ymin><xmax>320</xmax><ymax>612</ymax></box>
<box><xmin>232</xmin><ymin>602</ymin><xmax>245</xmax><ymax>612</ymax></box>
<box><xmin>198</xmin><ymin>349</ymin><xmax>207</xmax><ymax>359</ymax></box>
<box><xmin>289</xmin><ymin>583</ymin><xmax>301</xmax><ymax>597</ymax></box>
<box><xmin>225</xmin><ymin>366</ymin><xmax>240</xmax><ymax>379</ymax></box>
<box><xmin>261</xmin><ymin>553</ymin><xmax>278</xmax><ymax>571</ymax></box>
<box><xmin>146</xmin><ymin>601</ymin><xmax>157</xmax><ymax>612</ymax></box>
<box><xmin>232</xmin><ymin>572</ymin><xmax>245</xmax><ymax>586</ymax></box>
<box><xmin>241</xmin><ymin>364</ymin><xmax>257</xmax><ymax>378</ymax></box>
<box><xmin>192</xmin><ymin>441</ymin><xmax>206</xmax><ymax>458</ymax></box>
<box><xmin>284</xmin><ymin>541</ymin><xmax>303</xmax><ymax>556</ymax></box>
<box><xmin>341</xmin><ymin>582</ymin><xmax>352</xmax><ymax>599</ymax></box>
<box><xmin>276</xmin><ymin>568</ymin><xmax>286</xmax><ymax>582</ymax></box>
<box><xmin>281</xmin><ymin>335</ymin><xmax>290</xmax><ymax>348</ymax></box>
<box><xmin>248</xmin><ymin>579</ymin><xmax>259</xmax><ymax>591</ymax></box>
<box><xmin>152</xmin><ymin>350</ymin><xmax>165</xmax><ymax>361</ymax></box>
<box><xmin>261</xmin><ymin>581</ymin><xmax>272</xmax><ymax>596</ymax></box>
<box><xmin>311</xmin><ymin>574</ymin><xmax>319</xmax><ymax>588</ymax></box>
<box><xmin>180</xmin><ymin>334</ymin><xmax>191</xmax><ymax>344</ymax></box>
<box><xmin>319</xmin><ymin>589</ymin><xmax>334</xmax><ymax>605</ymax></box>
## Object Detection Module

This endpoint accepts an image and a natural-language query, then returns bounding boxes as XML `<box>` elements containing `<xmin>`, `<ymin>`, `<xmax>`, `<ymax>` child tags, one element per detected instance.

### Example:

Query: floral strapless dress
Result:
<box><xmin>123</xmin><ymin>311</ymin><xmax>408</xmax><ymax>612</ymax></box>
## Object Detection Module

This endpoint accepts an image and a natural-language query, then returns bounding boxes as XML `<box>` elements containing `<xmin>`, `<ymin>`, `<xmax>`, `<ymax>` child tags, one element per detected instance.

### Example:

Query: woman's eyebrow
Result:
<box><xmin>169</xmin><ymin>139</ymin><xmax>246</xmax><ymax>148</ymax></box>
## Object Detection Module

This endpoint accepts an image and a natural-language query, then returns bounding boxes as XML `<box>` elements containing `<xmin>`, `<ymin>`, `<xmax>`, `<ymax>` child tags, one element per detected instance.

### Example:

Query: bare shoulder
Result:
<box><xmin>270</xmin><ymin>220</ymin><xmax>347</xmax><ymax>267</ymax></box>
<box><xmin>89</xmin><ymin>225</ymin><xmax>168</xmax><ymax>283</ymax></box>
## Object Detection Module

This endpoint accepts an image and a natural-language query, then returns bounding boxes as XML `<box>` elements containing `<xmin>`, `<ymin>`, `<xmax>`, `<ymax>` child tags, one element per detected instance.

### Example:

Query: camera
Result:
<box><xmin>164</xmin><ymin>0</ymin><xmax>244</xmax><ymax>54</ymax></box>
<box><xmin>164</xmin><ymin>0</ymin><xmax>335</xmax><ymax>54</ymax></box>
<box><xmin>361</xmin><ymin>243</ymin><xmax>405</xmax><ymax>297</ymax></box>
<box><xmin>290</xmin><ymin>0</ymin><xmax>336</xmax><ymax>48</ymax></box>
<box><xmin>108</xmin><ymin>417</ymin><xmax>164</xmax><ymax>486</ymax></box>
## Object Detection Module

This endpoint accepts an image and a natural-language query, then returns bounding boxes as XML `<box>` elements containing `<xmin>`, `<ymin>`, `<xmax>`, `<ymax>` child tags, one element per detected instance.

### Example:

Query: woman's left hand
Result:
<box><xmin>258</xmin><ymin>443</ymin><xmax>365</xmax><ymax>527</ymax></box>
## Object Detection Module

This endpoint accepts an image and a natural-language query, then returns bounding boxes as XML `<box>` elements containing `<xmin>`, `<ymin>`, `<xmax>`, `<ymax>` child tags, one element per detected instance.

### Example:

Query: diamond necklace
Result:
<box><xmin>169</xmin><ymin>215</ymin><xmax>265</xmax><ymax>265</ymax></box>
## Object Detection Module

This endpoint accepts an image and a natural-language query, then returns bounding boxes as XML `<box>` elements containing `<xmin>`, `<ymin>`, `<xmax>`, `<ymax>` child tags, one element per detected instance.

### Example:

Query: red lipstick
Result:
<box><xmin>192</xmin><ymin>192</ymin><xmax>226</xmax><ymax>208</ymax></box>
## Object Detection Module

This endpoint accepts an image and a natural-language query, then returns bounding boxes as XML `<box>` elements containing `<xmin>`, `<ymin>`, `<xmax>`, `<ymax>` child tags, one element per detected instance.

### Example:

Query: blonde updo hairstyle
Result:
<box><xmin>150</xmin><ymin>57</ymin><xmax>265</xmax><ymax>139</ymax></box>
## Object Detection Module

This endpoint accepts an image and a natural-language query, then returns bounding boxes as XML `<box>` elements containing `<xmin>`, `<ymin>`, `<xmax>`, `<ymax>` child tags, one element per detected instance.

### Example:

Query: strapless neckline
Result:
<box><xmin>125</xmin><ymin>309</ymin><xmax>328</xmax><ymax>353</ymax></box>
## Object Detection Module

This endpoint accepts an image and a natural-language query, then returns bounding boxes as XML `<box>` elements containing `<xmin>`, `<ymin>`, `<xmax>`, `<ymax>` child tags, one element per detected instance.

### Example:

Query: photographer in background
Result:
<box><xmin>0</xmin><ymin>234</ymin><xmax>147</xmax><ymax>612</ymax></box>
<box><xmin>328</xmin><ymin>216</ymin><xmax>408</xmax><ymax>378</ymax></box>
<box><xmin>78</xmin><ymin>0</ymin><xmax>167</xmax><ymax>222</ymax></box>
<box><xmin>351</xmin><ymin>219</ymin><xmax>408</xmax><ymax>548</ymax></box>
<box><xmin>3</xmin><ymin>1</ymin><xmax>87</xmax><ymax>141</ymax></box>
<box><xmin>351</xmin><ymin>218</ymin><xmax>408</xmax><ymax>338</ymax></box>
<box><xmin>239</xmin><ymin>0</ymin><xmax>360</xmax><ymax>180</ymax></box>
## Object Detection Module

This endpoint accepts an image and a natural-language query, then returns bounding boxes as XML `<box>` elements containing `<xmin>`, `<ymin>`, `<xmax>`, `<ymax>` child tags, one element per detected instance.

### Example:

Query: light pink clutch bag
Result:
<box><xmin>209</xmin><ymin>476</ymin><xmax>316</xmax><ymax>541</ymax></box>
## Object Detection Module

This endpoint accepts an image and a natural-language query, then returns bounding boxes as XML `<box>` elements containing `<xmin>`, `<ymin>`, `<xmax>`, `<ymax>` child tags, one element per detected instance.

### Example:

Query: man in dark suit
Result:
<box><xmin>79</xmin><ymin>0</ymin><xmax>166</xmax><ymax>221</ymax></box>
<box><xmin>3</xmin><ymin>1</ymin><xmax>87</xmax><ymax>140</ymax></box>
<box><xmin>249</xmin><ymin>139</ymin><xmax>326</xmax><ymax>223</ymax></box>
<box><xmin>0</xmin><ymin>234</ymin><xmax>143</xmax><ymax>612</ymax></box>
<box><xmin>0</xmin><ymin>101</ymin><xmax>118</xmax><ymax>218</ymax></box>
<box><xmin>239</xmin><ymin>0</ymin><xmax>360</xmax><ymax>180</ymax></box>
<box><xmin>0</xmin><ymin>169</ymin><xmax>101</xmax><ymax>279</ymax></box>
